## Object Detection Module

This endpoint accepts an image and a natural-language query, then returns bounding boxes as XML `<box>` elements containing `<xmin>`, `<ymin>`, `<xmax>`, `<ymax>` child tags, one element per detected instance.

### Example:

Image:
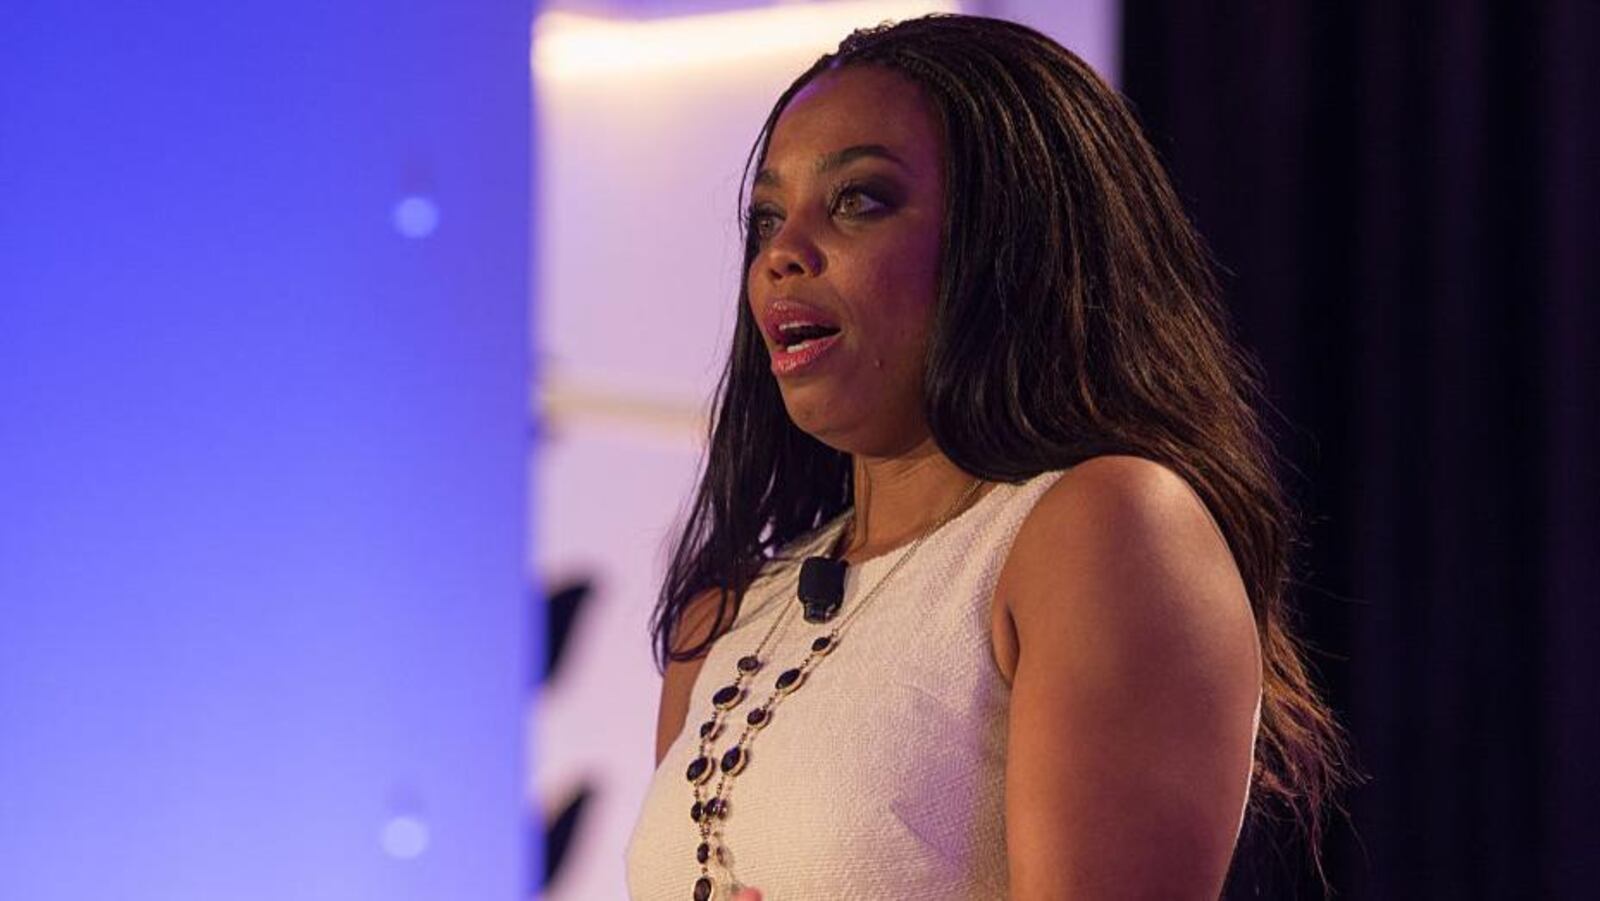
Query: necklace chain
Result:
<box><xmin>684</xmin><ymin>477</ymin><xmax>986</xmax><ymax>900</ymax></box>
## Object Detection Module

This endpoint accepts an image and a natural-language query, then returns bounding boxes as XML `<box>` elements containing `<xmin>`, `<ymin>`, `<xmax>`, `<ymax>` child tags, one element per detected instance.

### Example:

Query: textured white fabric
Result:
<box><xmin>624</xmin><ymin>469</ymin><xmax>1260</xmax><ymax>900</ymax></box>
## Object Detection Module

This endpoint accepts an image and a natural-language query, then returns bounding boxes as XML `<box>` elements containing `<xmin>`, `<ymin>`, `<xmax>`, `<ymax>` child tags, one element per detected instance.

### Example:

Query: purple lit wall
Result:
<box><xmin>0</xmin><ymin>2</ymin><xmax>531</xmax><ymax>899</ymax></box>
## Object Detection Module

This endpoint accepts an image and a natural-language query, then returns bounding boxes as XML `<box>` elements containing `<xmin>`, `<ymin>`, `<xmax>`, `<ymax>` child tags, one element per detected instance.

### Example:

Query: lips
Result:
<box><xmin>759</xmin><ymin>298</ymin><xmax>845</xmax><ymax>377</ymax></box>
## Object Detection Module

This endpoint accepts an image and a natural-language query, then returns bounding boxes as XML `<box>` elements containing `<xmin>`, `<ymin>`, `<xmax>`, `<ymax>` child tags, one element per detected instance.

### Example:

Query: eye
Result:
<box><xmin>746</xmin><ymin>204</ymin><xmax>782</xmax><ymax>242</ymax></box>
<box><xmin>831</xmin><ymin>185</ymin><xmax>889</xmax><ymax>219</ymax></box>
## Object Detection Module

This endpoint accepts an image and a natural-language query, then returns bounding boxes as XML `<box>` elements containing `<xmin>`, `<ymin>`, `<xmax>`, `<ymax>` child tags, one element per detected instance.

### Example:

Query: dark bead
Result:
<box><xmin>711</xmin><ymin>684</ymin><xmax>743</xmax><ymax>709</ymax></box>
<box><xmin>736</xmin><ymin>654</ymin><xmax>761</xmax><ymax>674</ymax></box>
<box><xmin>720</xmin><ymin>746</ymin><xmax>747</xmax><ymax>776</ymax></box>
<box><xmin>811</xmin><ymin>635</ymin><xmax>835</xmax><ymax>655</ymax></box>
<box><xmin>746</xmin><ymin>707</ymin><xmax>769</xmax><ymax>728</ymax></box>
<box><xmin>698</xmin><ymin>719</ymin><xmax>721</xmax><ymax>741</ymax></box>
<box><xmin>685</xmin><ymin>756</ymin><xmax>712</xmax><ymax>784</ymax></box>
<box><xmin>696</xmin><ymin>841</ymin><xmax>711</xmax><ymax>864</ymax></box>
<box><xmin>690</xmin><ymin>800</ymin><xmax>703</xmax><ymax>822</ymax></box>
<box><xmin>775</xmin><ymin>667</ymin><xmax>805</xmax><ymax>693</ymax></box>
<box><xmin>694</xmin><ymin>876</ymin><xmax>712</xmax><ymax>901</ymax></box>
<box><xmin>704</xmin><ymin>797</ymin><xmax>727</xmax><ymax>818</ymax></box>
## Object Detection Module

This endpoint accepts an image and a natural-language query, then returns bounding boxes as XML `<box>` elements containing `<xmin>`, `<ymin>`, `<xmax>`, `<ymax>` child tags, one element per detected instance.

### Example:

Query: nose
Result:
<box><xmin>757</xmin><ymin>218</ymin><xmax>823</xmax><ymax>282</ymax></box>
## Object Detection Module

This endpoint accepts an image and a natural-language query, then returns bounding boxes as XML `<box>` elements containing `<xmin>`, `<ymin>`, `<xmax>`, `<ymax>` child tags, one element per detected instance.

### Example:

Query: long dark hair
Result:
<box><xmin>650</xmin><ymin>13</ymin><xmax>1354</xmax><ymax>891</ymax></box>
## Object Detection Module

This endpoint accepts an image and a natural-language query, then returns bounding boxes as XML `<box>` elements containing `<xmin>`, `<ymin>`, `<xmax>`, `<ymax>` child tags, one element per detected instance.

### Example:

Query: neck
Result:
<box><xmin>841</xmin><ymin>436</ymin><xmax>987</xmax><ymax>561</ymax></box>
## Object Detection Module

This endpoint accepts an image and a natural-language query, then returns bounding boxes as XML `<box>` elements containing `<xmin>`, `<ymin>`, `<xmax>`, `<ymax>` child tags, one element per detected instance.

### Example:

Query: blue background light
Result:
<box><xmin>0</xmin><ymin>2</ymin><xmax>533</xmax><ymax>899</ymax></box>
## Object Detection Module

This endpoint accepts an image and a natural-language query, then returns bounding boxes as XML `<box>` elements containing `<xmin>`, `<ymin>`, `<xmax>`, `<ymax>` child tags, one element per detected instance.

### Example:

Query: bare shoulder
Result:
<box><xmin>996</xmin><ymin>454</ymin><xmax>1265</xmax><ymax>896</ymax></box>
<box><xmin>992</xmin><ymin>454</ymin><xmax>1257</xmax><ymax>683</ymax></box>
<box><xmin>653</xmin><ymin>586</ymin><xmax>728</xmax><ymax>767</ymax></box>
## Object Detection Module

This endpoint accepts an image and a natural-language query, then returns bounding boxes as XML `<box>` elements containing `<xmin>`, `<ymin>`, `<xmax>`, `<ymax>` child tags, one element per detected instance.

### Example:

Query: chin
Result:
<box><xmin>780</xmin><ymin>394</ymin><xmax>838</xmax><ymax>440</ymax></box>
<box><xmin>782</xmin><ymin>378</ymin><xmax>927</xmax><ymax>451</ymax></box>
<box><xmin>787</xmin><ymin>404</ymin><xmax>913</xmax><ymax>460</ymax></box>
<box><xmin>775</xmin><ymin>389</ymin><xmax>847</xmax><ymax>446</ymax></box>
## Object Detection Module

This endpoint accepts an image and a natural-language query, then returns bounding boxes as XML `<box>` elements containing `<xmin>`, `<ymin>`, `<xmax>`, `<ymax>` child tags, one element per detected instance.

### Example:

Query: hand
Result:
<box><xmin>732</xmin><ymin>888</ymin><xmax>764</xmax><ymax>901</ymax></box>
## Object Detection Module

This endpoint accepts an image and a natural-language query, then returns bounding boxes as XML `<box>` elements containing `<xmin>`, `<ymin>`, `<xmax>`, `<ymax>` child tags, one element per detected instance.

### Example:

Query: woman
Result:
<box><xmin>625</xmin><ymin>14</ymin><xmax>1351</xmax><ymax>901</ymax></box>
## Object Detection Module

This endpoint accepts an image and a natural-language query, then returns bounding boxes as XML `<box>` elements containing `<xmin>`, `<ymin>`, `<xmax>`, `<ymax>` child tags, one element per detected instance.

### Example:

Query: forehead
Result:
<box><xmin>759</xmin><ymin>65</ymin><xmax>942</xmax><ymax>183</ymax></box>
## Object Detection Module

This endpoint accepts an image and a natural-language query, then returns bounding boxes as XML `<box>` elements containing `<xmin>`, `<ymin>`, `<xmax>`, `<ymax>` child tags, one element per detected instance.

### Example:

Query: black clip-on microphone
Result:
<box><xmin>797</xmin><ymin>555</ymin><xmax>848</xmax><ymax>623</ymax></box>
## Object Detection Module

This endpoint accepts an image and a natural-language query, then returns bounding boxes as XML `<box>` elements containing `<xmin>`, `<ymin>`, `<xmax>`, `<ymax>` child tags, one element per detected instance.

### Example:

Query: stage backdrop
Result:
<box><xmin>529</xmin><ymin>1</ymin><xmax>1118</xmax><ymax>898</ymax></box>
<box><xmin>1123</xmin><ymin>0</ymin><xmax>1600</xmax><ymax>895</ymax></box>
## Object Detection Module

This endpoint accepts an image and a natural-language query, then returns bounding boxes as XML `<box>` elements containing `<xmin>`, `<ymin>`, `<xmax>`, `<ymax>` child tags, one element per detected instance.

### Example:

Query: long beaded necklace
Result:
<box><xmin>683</xmin><ymin>478</ymin><xmax>985</xmax><ymax>901</ymax></box>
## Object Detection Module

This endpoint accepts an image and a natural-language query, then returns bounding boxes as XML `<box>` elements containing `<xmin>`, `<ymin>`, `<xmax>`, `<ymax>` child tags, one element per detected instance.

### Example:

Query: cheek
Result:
<box><xmin>849</xmin><ymin>244</ymin><xmax>940</xmax><ymax>365</ymax></box>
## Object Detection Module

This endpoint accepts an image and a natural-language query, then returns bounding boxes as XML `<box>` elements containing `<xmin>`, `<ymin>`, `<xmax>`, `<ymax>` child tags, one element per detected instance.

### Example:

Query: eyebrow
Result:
<box><xmin>753</xmin><ymin>143</ymin><xmax>906</xmax><ymax>189</ymax></box>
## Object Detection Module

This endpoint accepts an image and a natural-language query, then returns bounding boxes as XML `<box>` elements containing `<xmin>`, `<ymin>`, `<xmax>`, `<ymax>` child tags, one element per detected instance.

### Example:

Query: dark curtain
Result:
<box><xmin>1120</xmin><ymin>2</ymin><xmax>1599</xmax><ymax>898</ymax></box>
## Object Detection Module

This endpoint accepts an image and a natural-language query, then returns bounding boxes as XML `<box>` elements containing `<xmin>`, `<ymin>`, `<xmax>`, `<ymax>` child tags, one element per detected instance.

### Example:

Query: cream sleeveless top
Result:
<box><xmin>624</xmin><ymin>469</ymin><xmax>1260</xmax><ymax>899</ymax></box>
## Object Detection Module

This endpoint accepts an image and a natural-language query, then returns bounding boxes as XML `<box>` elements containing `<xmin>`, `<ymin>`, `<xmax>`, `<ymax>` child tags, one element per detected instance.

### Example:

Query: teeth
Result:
<box><xmin>787</xmin><ymin>339</ymin><xmax>815</xmax><ymax>352</ymax></box>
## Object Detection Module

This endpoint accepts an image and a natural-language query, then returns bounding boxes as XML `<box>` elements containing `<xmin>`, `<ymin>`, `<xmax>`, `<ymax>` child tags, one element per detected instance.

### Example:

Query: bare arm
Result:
<box><xmin>1000</xmin><ymin>456</ymin><xmax>1262</xmax><ymax>900</ymax></box>
<box><xmin>654</xmin><ymin>587</ymin><xmax>726</xmax><ymax>767</ymax></box>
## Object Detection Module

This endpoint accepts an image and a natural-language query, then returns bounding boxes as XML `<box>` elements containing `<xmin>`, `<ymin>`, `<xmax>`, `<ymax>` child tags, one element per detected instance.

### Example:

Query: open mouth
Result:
<box><xmin>775</xmin><ymin>322</ymin><xmax>842</xmax><ymax>352</ymax></box>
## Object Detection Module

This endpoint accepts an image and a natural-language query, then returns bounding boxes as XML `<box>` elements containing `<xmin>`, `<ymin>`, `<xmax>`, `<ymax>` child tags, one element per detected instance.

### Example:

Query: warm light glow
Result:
<box><xmin>533</xmin><ymin>1</ymin><xmax>961</xmax><ymax>82</ymax></box>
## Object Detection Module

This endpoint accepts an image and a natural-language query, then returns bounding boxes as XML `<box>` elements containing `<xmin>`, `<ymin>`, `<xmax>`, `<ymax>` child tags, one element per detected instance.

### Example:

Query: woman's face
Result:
<box><xmin>746</xmin><ymin>65</ymin><xmax>945</xmax><ymax>457</ymax></box>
